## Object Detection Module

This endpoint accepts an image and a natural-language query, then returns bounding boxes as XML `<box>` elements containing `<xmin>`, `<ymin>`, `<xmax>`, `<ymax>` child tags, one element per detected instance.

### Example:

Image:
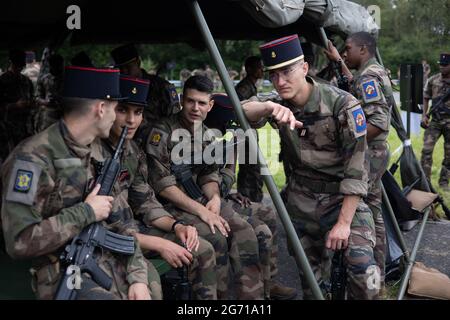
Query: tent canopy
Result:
<box><xmin>0</xmin><ymin>0</ymin><xmax>378</xmax><ymax>49</ymax></box>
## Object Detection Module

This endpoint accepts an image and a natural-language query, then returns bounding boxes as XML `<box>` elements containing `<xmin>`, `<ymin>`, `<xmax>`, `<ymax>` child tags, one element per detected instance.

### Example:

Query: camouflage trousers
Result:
<box><xmin>237</xmin><ymin>164</ymin><xmax>264</xmax><ymax>203</ymax></box>
<box><xmin>141</xmin><ymin>226</ymin><xmax>217</xmax><ymax>300</ymax></box>
<box><xmin>230</xmin><ymin>199</ymin><xmax>279</xmax><ymax>298</ymax></box>
<box><xmin>31</xmin><ymin>252</ymin><xmax>149</xmax><ymax>300</ymax></box>
<box><xmin>421</xmin><ymin>117</ymin><xmax>450</xmax><ymax>186</ymax></box>
<box><xmin>170</xmin><ymin>200</ymin><xmax>264</xmax><ymax>300</ymax></box>
<box><xmin>366</xmin><ymin>141</ymin><xmax>389</xmax><ymax>294</ymax></box>
<box><xmin>285</xmin><ymin>181</ymin><xmax>379</xmax><ymax>300</ymax></box>
<box><xmin>237</xmin><ymin>134</ymin><xmax>264</xmax><ymax>202</ymax></box>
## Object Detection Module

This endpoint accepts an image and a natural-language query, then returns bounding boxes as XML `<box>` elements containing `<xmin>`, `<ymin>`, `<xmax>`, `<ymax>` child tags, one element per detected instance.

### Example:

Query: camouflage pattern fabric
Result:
<box><xmin>34</xmin><ymin>73</ymin><xmax>63</xmax><ymax>133</ymax></box>
<box><xmin>143</xmin><ymin>114</ymin><xmax>264</xmax><ymax>299</ymax></box>
<box><xmin>245</xmin><ymin>76</ymin><xmax>379</xmax><ymax>300</ymax></box>
<box><xmin>235</xmin><ymin>76</ymin><xmax>264</xmax><ymax>202</ymax></box>
<box><xmin>140</xmin><ymin>225</ymin><xmax>217</xmax><ymax>300</ymax></box>
<box><xmin>287</xmin><ymin>187</ymin><xmax>377</xmax><ymax>300</ymax></box>
<box><xmin>0</xmin><ymin>70</ymin><xmax>35</xmax><ymax>161</ymax></box>
<box><xmin>1</xmin><ymin>121</ymin><xmax>148</xmax><ymax>300</ymax></box>
<box><xmin>236</xmin><ymin>77</ymin><xmax>257</xmax><ymax>101</ymax></box>
<box><xmin>351</xmin><ymin>57</ymin><xmax>392</xmax><ymax>292</ymax></box>
<box><xmin>93</xmin><ymin>137</ymin><xmax>217</xmax><ymax>300</ymax></box>
<box><xmin>141</xmin><ymin>69</ymin><xmax>181</xmax><ymax>124</ymax></box>
<box><xmin>230</xmin><ymin>200</ymin><xmax>278</xmax><ymax>299</ymax></box>
<box><xmin>219</xmin><ymin>167</ymin><xmax>279</xmax><ymax>298</ymax></box>
<box><xmin>22</xmin><ymin>63</ymin><xmax>40</xmax><ymax>86</ymax></box>
<box><xmin>421</xmin><ymin>74</ymin><xmax>450</xmax><ymax>186</ymax></box>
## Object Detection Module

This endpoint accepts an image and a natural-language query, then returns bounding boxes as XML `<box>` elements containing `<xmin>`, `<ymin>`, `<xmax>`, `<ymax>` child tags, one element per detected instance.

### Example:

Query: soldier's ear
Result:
<box><xmin>302</xmin><ymin>61</ymin><xmax>309</xmax><ymax>75</ymax></box>
<box><xmin>360</xmin><ymin>45</ymin><xmax>367</xmax><ymax>56</ymax></box>
<box><xmin>95</xmin><ymin>100</ymin><xmax>107</xmax><ymax>118</ymax></box>
<box><xmin>207</xmin><ymin>99</ymin><xmax>214</xmax><ymax>113</ymax></box>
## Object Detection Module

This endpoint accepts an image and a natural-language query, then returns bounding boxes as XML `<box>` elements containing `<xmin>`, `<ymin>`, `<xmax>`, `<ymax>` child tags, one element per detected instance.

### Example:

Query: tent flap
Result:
<box><xmin>237</xmin><ymin>0</ymin><xmax>378</xmax><ymax>37</ymax></box>
<box><xmin>321</xmin><ymin>0</ymin><xmax>379</xmax><ymax>37</ymax></box>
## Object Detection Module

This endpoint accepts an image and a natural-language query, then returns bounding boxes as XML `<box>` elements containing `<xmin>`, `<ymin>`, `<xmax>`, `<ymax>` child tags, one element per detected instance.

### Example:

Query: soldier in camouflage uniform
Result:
<box><xmin>325</xmin><ymin>32</ymin><xmax>392</xmax><ymax>295</ymax></box>
<box><xmin>243</xmin><ymin>35</ymin><xmax>379</xmax><ymax>300</ymax></box>
<box><xmin>22</xmin><ymin>51</ymin><xmax>41</xmax><ymax>86</ymax></box>
<box><xmin>34</xmin><ymin>54</ymin><xmax>65</xmax><ymax>133</ymax></box>
<box><xmin>204</xmin><ymin>93</ymin><xmax>297</xmax><ymax>300</ymax></box>
<box><xmin>1</xmin><ymin>66</ymin><xmax>150</xmax><ymax>300</ymax></box>
<box><xmin>0</xmin><ymin>49</ymin><xmax>35</xmax><ymax>161</ymax></box>
<box><xmin>235</xmin><ymin>56</ymin><xmax>265</xmax><ymax>202</ymax></box>
<box><xmin>143</xmin><ymin>75</ymin><xmax>264</xmax><ymax>300</ymax></box>
<box><xmin>91</xmin><ymin>76</ymin><xmax>217</xmax><ymax>299</ymax></box>
<box><xmin>420</xmin><ymin>53</ymin><xmax>450</xmax><ymax>190</ymax></box>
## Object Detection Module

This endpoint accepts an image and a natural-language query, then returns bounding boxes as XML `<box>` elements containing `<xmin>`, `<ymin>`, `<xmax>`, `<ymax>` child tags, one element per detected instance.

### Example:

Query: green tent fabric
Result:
<box><xmin>0</xmin><ymin>0</ymin><xmax>378</xmax><ymax>48</ymax></box>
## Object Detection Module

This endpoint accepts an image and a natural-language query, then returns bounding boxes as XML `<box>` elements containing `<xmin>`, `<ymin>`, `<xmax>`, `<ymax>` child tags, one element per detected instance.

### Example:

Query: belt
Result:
<box><xmin>294</xmin><ymin>175</ymin><xmax>341</xmax><ymax>194</ymax></box>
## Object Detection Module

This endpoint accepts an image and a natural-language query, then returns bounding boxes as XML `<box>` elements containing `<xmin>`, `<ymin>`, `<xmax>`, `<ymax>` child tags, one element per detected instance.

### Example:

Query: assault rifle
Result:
<box><xmin>55</xmin><ymin>127</ymin><xmax>135</xmax><ymax>300</ymax></box>
<box><xmin>330</xmin><ymin>250</ymin><xmax>346</xmax><ymax>300</ymax></box>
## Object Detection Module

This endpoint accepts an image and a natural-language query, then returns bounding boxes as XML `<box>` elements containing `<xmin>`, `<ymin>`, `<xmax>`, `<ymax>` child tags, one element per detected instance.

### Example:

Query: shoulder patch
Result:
<box><xmin>361</xmin><ymin>79</ymin><xmax>381</xmax><ymax>103</ymax></box>
<box><xmin>149</xmin><ymin>128</ymin><xmax>163</xmax><ymax>146</ymax></box>
<box><xmin>6</xmin><ymin>159</ymin><xmax>42</xmax><ymax>206</ymax></box>
<box><xmin>346</xmin><ymin>104</ymin><xmax>367</xmax><ymax>138</ymax></box>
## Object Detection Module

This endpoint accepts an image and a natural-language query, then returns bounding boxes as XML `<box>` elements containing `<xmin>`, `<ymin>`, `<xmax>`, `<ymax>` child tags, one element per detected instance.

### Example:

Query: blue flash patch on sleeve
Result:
<box><xmin>352</xmin><ymin>107</ymin><xmax>367</xmax><ymax>133</ymax></box>
<box><xmin>14</xmin><ymin>170</ymin><xmax>33</xmax><ymax>193</ymax></box>
<box><xmin>168</xmin><ymin>85</ymin><xmax>179</xmax><ymax>104</ymax></box>
<box><xmin>362</xmin><ymin>79</ymin><xmax>380</xmax><ymax>103</ymax></box>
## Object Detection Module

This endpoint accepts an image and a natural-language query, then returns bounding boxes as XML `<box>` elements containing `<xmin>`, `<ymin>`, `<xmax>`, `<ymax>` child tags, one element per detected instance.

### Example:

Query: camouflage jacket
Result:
<box><xmin>350</xmin><ymin>58</ymin><xmax>392</xmax><ymax>143</ymax></box>
<box><xmin>36</xmin><ymin>73</ymin><xmax>63</xmax><ymax>107</ymax></box>
<box><xmin>143</xmin><ymin>114</ymin><xmax>221</xmax><ymax>198</ymax></box>
<box><xmin>1</xmin><ymin>121</ymin><xmax>148</xmax><ymax>297</ymax></box>
<box><xmin>245</xmin><ymin>76</ymin><xmax>369</xmax><ymax>197</ymax></box>
<box><xmin>424</xmin><ymin>73</ymin><xmax>450</xmax><ymax>109</ymax></box>
<box><xmin>235</xmin><ymin>76</ymin><xmax>257</xmax><ymax>100</ymax></box>
<box><xmin>141</xmin><ymin>69</ymin><xmax>181</xmax><ymax>123</ymax></box>
<box><xmin>91</xmin><ymin>137</ymin><xmax>172</xmax><ymax>227</ymax></box>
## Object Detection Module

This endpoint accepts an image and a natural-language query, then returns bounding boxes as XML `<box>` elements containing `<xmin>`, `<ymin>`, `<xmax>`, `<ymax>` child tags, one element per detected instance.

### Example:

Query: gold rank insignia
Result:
<box><xmin>132</xmin><ymin>87</ymin><xmax>137</xmax><ymax>94</ymax></box>
<box><xmin>271</xmin><ymin>51</ymin><xmax>277</xmax><ymax>58</ymax></box>
<box><xmin>150</xmin><ymin>132</ymin><xmax>161</xmax><ymax>146</ymax></box>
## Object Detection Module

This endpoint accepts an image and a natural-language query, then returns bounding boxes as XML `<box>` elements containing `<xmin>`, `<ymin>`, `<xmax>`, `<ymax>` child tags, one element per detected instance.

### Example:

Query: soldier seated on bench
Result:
<box><xmin>90</xmin><ymin>76</ymin><xmax>217</xmax><ymax>300</ymax></box>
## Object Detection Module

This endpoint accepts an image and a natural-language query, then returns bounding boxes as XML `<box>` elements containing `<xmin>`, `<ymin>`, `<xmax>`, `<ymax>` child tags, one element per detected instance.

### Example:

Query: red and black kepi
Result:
<box><xmin>119</xmin><ymin>76</ymin><xmax>150</xmax><ymax>107</ymax></box>
<box><xmin>63</xmin><ymin>66</ymin><xmax>126</xmax><ymax>100</ymax></box>
<box><xmin>259</xmin><ymin>34</ymin><xmax>304</xmax><ymax>71</ymax></box>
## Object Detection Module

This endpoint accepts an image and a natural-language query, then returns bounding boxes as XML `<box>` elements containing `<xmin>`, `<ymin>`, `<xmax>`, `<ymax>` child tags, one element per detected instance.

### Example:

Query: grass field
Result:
<box><xmin>241</xmin><ymin>123</ymin><xmax>449</xmax><ymax>218</ymax></box>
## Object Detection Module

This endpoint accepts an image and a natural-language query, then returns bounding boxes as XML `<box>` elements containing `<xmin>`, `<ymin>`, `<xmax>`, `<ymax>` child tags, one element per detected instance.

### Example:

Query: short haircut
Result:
<box><xmin>61</xmin><ymin>97</ymin><xmax>97</xmax><ymax>117</ymax></box>
<box><xmin>183</xmin><ymin>75</ymin><xmax>214</xmax><ymax>97</ymax></box>
<box><xmin>244</xmin><ymin>56</ymin><xmax>262</xmax><ymax>73</ymax></box>
<box><xmin>348</xmin><ymin>32</ymin><xmax>377</xmax><ymax>56</ymax></box>
<box><xmin>9</xmin><ymin>49</ymin><xmax>26</xmax><ymax>67</ymax></box>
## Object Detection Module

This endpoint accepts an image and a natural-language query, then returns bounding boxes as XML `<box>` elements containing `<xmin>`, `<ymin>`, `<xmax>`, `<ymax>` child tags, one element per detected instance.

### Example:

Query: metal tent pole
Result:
<box><xmin>381</xmin><ymin>184</ymin><xmax>410</xmax><ymax>262</ymax></box>
<box><xmin>189</xmin><ymin>0</ymin><xmax>324</xmax><ymax>300</ymax></box>
<box><xmin>397</xmin><ymin>207</ymin><xmax>431</xmax><ymax>300</ymax></box>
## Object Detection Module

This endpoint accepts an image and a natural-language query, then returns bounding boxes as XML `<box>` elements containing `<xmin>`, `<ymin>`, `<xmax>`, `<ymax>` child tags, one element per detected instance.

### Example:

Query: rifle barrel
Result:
<box><xmin>112</xmin><ymin>126</ymin><xmax>128</xmax><ymax>160</ymax></box>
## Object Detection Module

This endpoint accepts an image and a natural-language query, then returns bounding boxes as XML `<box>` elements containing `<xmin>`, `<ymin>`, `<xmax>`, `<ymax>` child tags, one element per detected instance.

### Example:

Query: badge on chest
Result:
<box><xmin>298</xmin><ymin>128</ymin><xmax>308</xmax><ymax>138</ymax></box>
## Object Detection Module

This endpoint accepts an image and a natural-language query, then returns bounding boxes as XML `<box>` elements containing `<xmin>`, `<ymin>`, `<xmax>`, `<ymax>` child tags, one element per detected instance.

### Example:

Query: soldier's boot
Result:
<box><xmin>269</xmin><ymin>281</ymin><xmax>297</xmax><ymax>300</ymax></box>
